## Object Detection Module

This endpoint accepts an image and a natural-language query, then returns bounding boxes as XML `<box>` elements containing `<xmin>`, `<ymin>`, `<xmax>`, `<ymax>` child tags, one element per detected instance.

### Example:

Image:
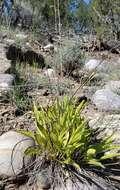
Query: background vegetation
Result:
<box><xmin>13</xmin><ymin>0</ymin><xmax>120</xmax><ymax>40</ymax></box>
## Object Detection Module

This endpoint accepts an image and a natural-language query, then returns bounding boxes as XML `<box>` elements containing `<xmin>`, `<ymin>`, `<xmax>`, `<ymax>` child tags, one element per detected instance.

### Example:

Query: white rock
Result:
<box><xmin>43</xmin><ymin>69</ymin><xmax>56</xmax><ymax>79</ymax></box>
<box><xmin>0</xmin><ymin>74</ymin><xmax>14</xmax><ymax>91</ymax></box>
<box><xmin>0</xmin><ymin>131</ymin><xmax>34</xmax><ymax>177</ymax></box>
<box><xmin>0</xmin><ymin>60</ymin><xmax>11</xmax><ymax>74</ymax></box>
<box><xmin>85</xmin><ymin>59</ymin><xmax>102</xmax><ymax>71</ymax></box>
<box><xmin>92</xmin><ymin>89</ymin><xmax>120</xmax><ymax>112</ymax></box>
<box><xmin>16</xmin><ymin>33</ymin><xmax>28</xmax><ymax>40</ymax></box>
<box><xmin>0</xmin><ymin>82</ymin><xmax>9</xmax><ymax>88</ymax></box>
<box><xmin>4</xmin><ymin>39</ymin><xmax>15</xmax><ymax>45</ymax></box>
<box><xmin>105</xmin><ymin>81</ymin><xmax>120</xmax><ymax>95</ymax></box>
<box><xmin>0</xmin><ymin>74</ymin><xmax>14</xmax><ymax>84</ymax></box>
<box><xmin>43</xmin><ymin>44</ymin><xmax>54</xmax><ymax>52</ymax></box>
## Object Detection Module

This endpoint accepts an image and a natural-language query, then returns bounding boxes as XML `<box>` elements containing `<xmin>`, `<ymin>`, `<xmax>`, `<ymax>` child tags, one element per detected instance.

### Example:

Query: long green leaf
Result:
<box><xmin>100</xmin><ymin>153</ymin><xmax>120</xmax><ymax>160</ymax></box>
<box><xmin>88</xmin><ymin>159</ymin><xmax>105</xmax><ymax>168</ymax></box>
<box><xmin>19</xmin><ymin>129</ymin><xmax>35</xmax><ymax>140</ymax></box>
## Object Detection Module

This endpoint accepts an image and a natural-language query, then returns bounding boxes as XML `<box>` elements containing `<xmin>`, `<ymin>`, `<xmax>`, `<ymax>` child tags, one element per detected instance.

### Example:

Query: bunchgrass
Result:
<box><xmin>21</xmin><ymin>96</ymin><xmax>120</xmax><ymax>170</ymax></box>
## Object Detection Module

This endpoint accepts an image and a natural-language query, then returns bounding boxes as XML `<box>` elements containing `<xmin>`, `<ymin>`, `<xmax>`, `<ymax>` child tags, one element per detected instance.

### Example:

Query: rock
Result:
<box><xmin>92</xmin><ymin>89</ymin><xmax>120</xmax><ymax>112</ymax></box>
<box><xmin>0</xmin><ymin>59</ymin><xmax>11</xmax><ymax>73</ymax></box>
<box><xmin>0</xmin><ymin>32</ymin><xmax>7</xmax><ymax>40</ymax></box>
<box><xmin>89</xmin><ymin>114</ymin><xmax>120</xmax><ymax>144</ymax></box>
<box><xmin>83</xmin><ymin>86</ymin><xmax>99</xmax><ymax>99</ymax></box>
<box><xmin>0</xmin><ymin>74</ymin><xmax>15</xmax><ymax>91</ymax></box>
<box><xmin>43</xmin><ymin>69</ymin><xmax>56</xmax><ymax>79</ymax></box>
<box><xmin>89</xmin><ymin>114</ymin><xmax>120</xmax><ymax>130</ymax></box>
<box><xmin>36</xmin><ymin>169</ymin><xmax>52</xmax><ymax>189</ymax></box>
<box><xmin>43</xmin><ymin>44</ymin><xmax>54</xmax><ymax>52</ymax></box>
<box><xmin>16</xmin><ymin>33</ymin><xmax>28</xmax><ymax>40</ymax></box>
<box><xmin>92</xmin><ymin>73</ymin><xmax>109</xmax><ymax>83</ymax></box>
<box><xmin>0</xmin><ymin>43</ymin><xmax>11</xmax><ymax>73</ymax></box>
<box><xmin>4</xmin><ymin>39</ymin><xmax>15</xmax><ymax>45</ymax></box>
<box><xmin>0</xmin><ymin>131</ymin><xmax>34</xmax><ymax>177</ymax></box>
<box><xmin>85</xmin><ymin>59</ymin><xmax>103</xmax><ymax>71</ymax></box>
<box><xmin>105</xmin><ymin>81</ymin><xmax>120</xmax><ymax>95</ymax></box>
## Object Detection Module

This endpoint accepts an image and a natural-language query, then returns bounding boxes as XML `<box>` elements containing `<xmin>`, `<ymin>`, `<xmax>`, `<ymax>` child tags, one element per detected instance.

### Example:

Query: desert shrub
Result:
<box><xmin>62</xmin><ymin>43</ymin><xmax>84</xmax><ymax>74</ymax></box>
<box><xmin>52</xmin><ymin>41</ymin><xmax>85</xmax><ymax>75</ymax></box>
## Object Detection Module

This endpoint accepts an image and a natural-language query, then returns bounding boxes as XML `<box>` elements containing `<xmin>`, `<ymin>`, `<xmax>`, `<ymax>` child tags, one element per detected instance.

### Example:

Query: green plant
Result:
<box><xmin>51</xmin><ymin>41</ymin><xmax>85</xmax><ymax>75</ymax></box>
<box><xmin>61</xmin><ymin>42</ymin><xmax>84</xmax><ymax>74</ymax></box>
<box><xmin>9</xmin><ymin>86</ymin><xmax>33</xmax><ymax>112</ymax></box>
<box><xmin>21</xmin><ymin>96</ymin><xmax>120</xmax><ymax>170</ymax></box>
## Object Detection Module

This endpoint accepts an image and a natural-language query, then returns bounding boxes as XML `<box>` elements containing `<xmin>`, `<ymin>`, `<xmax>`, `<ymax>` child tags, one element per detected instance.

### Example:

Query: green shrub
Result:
<box><xmin>51</xmin><ymin>41</ymin><xmax>84</xmax><ymax>75</ymax></box>
<box><xmin>9</xmin><ymin>86</ymin><xmax>33</xmax><ymax>112</ymax></box>
<box><xmin>61</xmin><ymin>43</ymin><xmax>84</xmax><ymax>74</ymax></box>
<box><xmin>21</xmin><ymin>96</ymin><xmax>120</xmax><ymax>169</ymax></box>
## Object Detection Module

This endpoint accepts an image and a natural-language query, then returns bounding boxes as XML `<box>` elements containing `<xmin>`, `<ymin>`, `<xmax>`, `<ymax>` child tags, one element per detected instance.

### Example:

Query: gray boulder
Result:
<box><xmin>85</xmin><ymin>59</ymin><xmax>102</xmax><ymax>71</ymax></box>
<box><xmin>0</xmin><ymin>43</ymin><xmax>11</xmax><ymax>73</ymax></box>
<box><xmin>105</xmin><ymin>81</ymin><xmax>120</xmax><ymax>95</ymax></box>
<box><xmin>89</xmin><ymin>114</ymin><xmax>120</xmax><ymax>130</ymax></box>
<box><xmin>0</xmin><ymin>59</ymin><xmax>11</xmax><ymax>73</ymax></box>
<box><xmin>0</xmin><ymin>131</ymin><xmax>34</xmax><ymax>177</ymax></box>
<box><xmin>92</xmin><ymin>89</ymin><xmax>120</xmax><ymax>112</ymax></box>
<box><xmin>89</xmin><ymin>114</ymin><xmax>120</xmax><ymax>144</ymax></box>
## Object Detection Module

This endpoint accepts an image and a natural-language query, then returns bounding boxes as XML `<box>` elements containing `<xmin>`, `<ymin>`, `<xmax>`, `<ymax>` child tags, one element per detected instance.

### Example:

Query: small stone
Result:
<box><xmin>0</xmin><ymin>74</ymin><xmax>15</xmax><ymax>91</ymax></box>
<box><xmin>36</xmin><ymin>169</ymin><xmax>51</xmax><ymax>190</ymax></box>
<box><xmin>4</xmin><ymin>39</ymin><xmax>15</xmax><ymax>45</ymax></box>
<box><xmin>16</xmin><ymin>33</ymin><xmax>28</xmax><ymax>40</ymax></box>
<box><xmin>43</xmin><ymin>69</ymin><xmax>56</xmax><ymax>79</ymax></box>
<box><xmin>43</xmin><ymin>44</ymin><xmax>54</xmax><ymax>52</ymax></box>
